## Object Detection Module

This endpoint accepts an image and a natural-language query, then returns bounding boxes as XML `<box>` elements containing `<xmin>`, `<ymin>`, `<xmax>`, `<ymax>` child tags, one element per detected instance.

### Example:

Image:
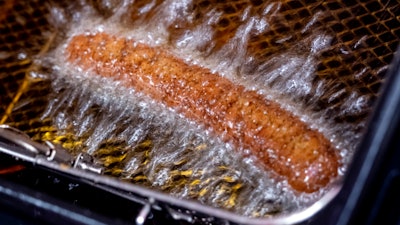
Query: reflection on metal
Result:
<box><xmin>136</xmin><ymin>198</ymin><xmax>154</xmax><ymax>225</ymax></box>
<box><xmin>0</xmin><ymin>126</ymin><xmax>102</xmax><ymax>175</ymax></box>
<box><xmin>73</xmin><ymin>152</ymin><xmax>103</xmax><ymax>174</ymax></box>
<box><xmin>0</xmin><ymin>125</ymin><xmax>343</xmax><ymax>224</ymax></box>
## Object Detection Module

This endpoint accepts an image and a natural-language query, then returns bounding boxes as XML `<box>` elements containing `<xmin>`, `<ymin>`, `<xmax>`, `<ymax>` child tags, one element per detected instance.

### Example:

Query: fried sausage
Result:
<box><xmin>65</xmin><ymin>32</ymin><xmax>340</xmax><ymax>193</ymax></box>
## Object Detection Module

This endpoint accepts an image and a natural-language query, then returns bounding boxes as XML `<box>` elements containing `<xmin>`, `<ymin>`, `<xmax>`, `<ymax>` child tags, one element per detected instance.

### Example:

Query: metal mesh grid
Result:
<box><xmin>0</xmin><ymin>0</ymin><xmax>52</xmax><ymax>122</ymax></box>
<box><xmin>155</xmin><ymin>0</ymin><xmax>400</xmax><ymax>124</ymax></box>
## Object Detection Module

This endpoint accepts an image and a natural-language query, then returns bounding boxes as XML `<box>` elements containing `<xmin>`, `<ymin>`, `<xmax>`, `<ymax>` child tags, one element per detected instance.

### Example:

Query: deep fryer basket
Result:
<box><xmin>0</xmin><ymin>52</ymin><xmax>399</xmax><ymax>224</ymax></box>
<box><xmin>1</xmin><ymin>0</ymin><xmax>400</xmax><ymax>224</ymax></box>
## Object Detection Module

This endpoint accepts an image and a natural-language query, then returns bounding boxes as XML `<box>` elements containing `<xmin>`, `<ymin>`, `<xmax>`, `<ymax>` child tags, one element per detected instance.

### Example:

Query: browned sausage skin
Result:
<box><xmin>65</xmin><ymin>32</ymin><xmax>340</xmax><ymax>193</ymax></box>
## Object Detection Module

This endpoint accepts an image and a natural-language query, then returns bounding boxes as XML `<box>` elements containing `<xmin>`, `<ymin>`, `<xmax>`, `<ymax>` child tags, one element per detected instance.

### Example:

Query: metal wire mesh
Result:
<box><xmin>148</xmin><ymin>0</ymin><xmax>400</xmax><ymax>124</ymax></box>
<box><xmin>0</xmin><ymin>0</ymin><xmax>54</xmax><ymax>143</ymax></box>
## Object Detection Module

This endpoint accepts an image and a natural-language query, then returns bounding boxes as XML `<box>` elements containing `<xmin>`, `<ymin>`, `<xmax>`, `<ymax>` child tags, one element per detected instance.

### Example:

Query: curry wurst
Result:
<box><xmin>65</xmin><ymin>32</ymin><xmax>340</xmax><ymax>193</ymax></box>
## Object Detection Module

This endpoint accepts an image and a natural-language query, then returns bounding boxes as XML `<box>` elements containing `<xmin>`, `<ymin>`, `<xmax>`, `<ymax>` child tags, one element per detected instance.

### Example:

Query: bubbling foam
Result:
<box><xmin>37</xmin><ymin>0</ymin><xmax>362</xmax><ymax>218</ymax></box>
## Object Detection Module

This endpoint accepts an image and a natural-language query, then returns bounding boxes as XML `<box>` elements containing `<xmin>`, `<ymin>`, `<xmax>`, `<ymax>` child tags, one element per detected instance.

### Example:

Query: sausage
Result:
<box><xmin>65</xmin><ymin>32</ymin><xmax>340</xmax><ymax>193</ymax></box>
<box><xmin>0</xmin><ymin>0</ymin><xmax>15</xmax><ymax>22</ymax></box>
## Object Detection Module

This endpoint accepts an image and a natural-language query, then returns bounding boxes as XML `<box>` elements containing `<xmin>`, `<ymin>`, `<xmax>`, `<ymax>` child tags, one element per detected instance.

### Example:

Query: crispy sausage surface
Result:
<box><xmin>65</xmin><ymin>32</ymin><xmax>339</xmax><ymax>193</ymax></box>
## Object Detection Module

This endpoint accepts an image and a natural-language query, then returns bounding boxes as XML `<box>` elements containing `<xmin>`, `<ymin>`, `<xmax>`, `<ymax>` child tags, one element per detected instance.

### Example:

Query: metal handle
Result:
<box><xmin>136</xmin><ymin>197</ymin><xmax>154</xmax><ymax>225</ymax></box>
